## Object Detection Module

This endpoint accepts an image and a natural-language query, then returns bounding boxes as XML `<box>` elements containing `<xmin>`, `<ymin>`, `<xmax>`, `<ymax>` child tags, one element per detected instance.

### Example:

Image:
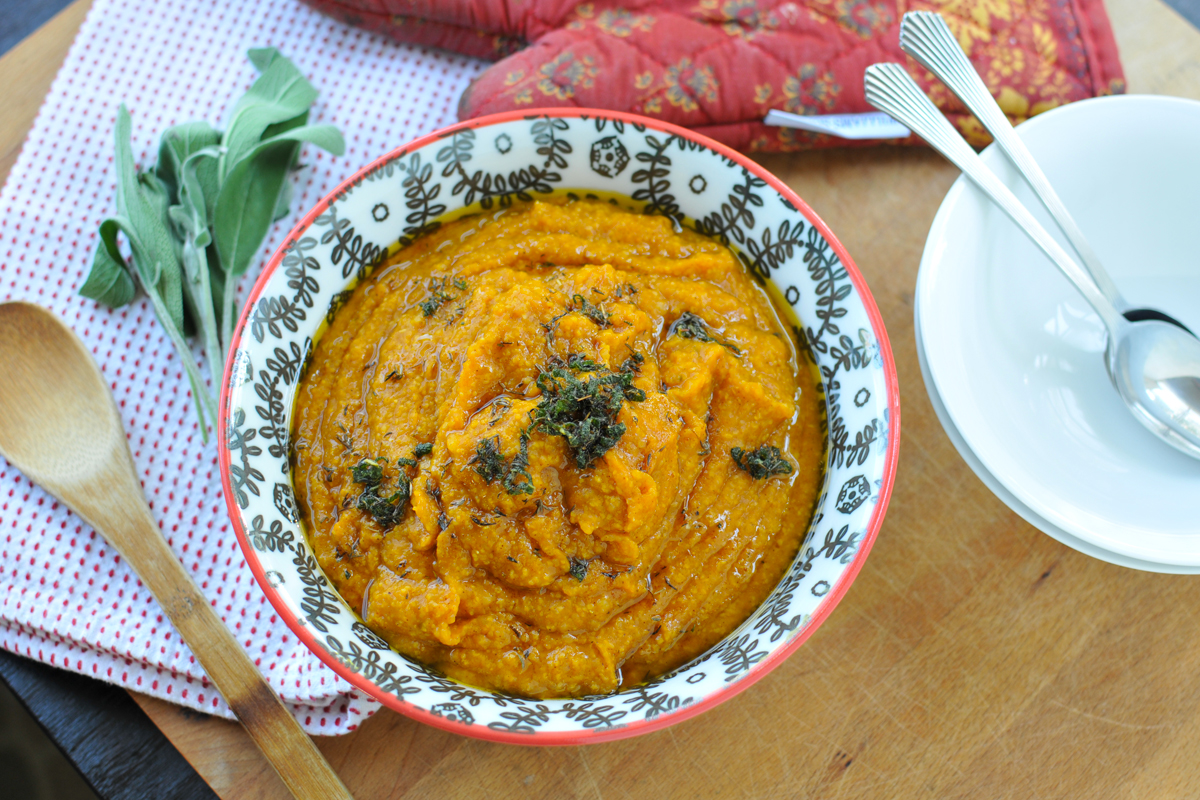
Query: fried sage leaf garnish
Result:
<box><xmin>669</xmin><ymin>311</ymin><xmax>741</xmax><ymax>355</ymax></box>
<box><xmin>470</xmin><ymin>434</ymin><xmax>534</xmax><ymax>496</ymax></box>
<box><xmin>351</xmin><ymin>457</ymin><xmax>410</xmax><ymax>528</ymax></box>
<box><xmin>569</xmin><ymin>557</ymin><xmax>589</xmax><ymax>581</ymax></box>
<box><xmin>530</xmin><ymin>362</ymin><xmax>646</xmax><ymax>470</ymax></box>
<box><xmin>570</xmin><ymin>294</ymin><xmax>610</xmax><ymax>327</ymax></box>
<box><xmin>730</xmin><ymin>445</ymin><xmax>794</xmax><ymax>480</ymax></box>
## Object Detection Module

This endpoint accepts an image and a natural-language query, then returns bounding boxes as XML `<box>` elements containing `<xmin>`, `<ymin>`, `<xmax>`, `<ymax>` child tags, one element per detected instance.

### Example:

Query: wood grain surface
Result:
<box><xmin>5</xmin><ymin>0</ymin><xmax>1200</xmax><ymax>798</ymax></box>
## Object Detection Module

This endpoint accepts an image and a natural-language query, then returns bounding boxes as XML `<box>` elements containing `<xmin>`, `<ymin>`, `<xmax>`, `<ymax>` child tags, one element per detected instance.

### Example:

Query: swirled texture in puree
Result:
<box><xmin>293</xmin><ymin>198</ymin><xmax>823</xmax><ymax>698</ymax></box>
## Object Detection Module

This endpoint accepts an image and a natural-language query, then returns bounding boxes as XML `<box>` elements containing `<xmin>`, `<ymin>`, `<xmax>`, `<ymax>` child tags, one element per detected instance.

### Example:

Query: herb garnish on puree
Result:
<box><xmin>292</xmin><ymin>198</ymin><xmax>824</xmax><ymax>698</ymax></box>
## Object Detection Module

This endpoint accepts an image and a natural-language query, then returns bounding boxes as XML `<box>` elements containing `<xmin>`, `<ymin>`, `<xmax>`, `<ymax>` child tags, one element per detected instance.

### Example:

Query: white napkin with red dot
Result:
<box><xmin>0</xmin><ymin>0</ymin><xmax>485</xmax><ymax>734</ymax></box>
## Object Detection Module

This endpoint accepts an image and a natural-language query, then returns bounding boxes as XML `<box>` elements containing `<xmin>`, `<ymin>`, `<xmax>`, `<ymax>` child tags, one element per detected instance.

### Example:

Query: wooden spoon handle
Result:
<box><xmin>71</xmin><ymin>460</ymin><xmax>354</xmax><ymax>800</ymax></box>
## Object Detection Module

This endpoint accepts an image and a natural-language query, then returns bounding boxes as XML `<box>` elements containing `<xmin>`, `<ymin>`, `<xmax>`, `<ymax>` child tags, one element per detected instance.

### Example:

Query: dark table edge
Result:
<box><xmin>0</xmin><ymin>649</ymin><xmax>216</xmax><ymax>799</ymax></box>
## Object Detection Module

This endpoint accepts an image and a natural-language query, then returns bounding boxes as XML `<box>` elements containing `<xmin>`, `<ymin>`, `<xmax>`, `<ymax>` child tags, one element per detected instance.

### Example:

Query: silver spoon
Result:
<box><xmin>898</xmin><ymin>10</ymin><xmax>1193</xmax><ymax>334</ymax></box>
<box><xmin>864</xmin><ymin>63</ymin><xmax>1200</xmax><ymax>459</ymax></box>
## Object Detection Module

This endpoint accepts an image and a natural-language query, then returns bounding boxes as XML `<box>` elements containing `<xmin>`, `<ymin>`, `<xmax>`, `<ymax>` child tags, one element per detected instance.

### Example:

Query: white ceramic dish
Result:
<box><xmin>918</xmin><ymin>94</ymin><xmax>1200</xmax><ymax>567</ymax></box>
<box><xmin>914</xmin><ymin>293</ymin><xmax>1200</xmax><ymax>574</ymax></box>
<box><xmin>219</xmin><ymin>109</ymin><xmax>900</xmax><ymax>744</ymax></box>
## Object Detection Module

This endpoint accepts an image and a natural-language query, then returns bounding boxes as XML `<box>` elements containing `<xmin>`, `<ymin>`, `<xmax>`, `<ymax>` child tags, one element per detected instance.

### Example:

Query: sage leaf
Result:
<box><xmin>86</xmin><ymin>208</ymin><xmax>216</xmax><ymax>441</ymax></box>
<box><xmin>79</xmin><ymin>217</ymin><xmax>137</xmax><ymax>307</ymax></box>
<box><xmin>169</xmin><ymin>146</ymin><xmax>223</xmax><ymax>370</ymax></box>
<box><xmin>110</xmin><ymin>108</ymin><xmax>176</xmax><ymax>291</ymax></box>
<box><xmin>156</xmin><ymin>121</ymin><xmax>221</xmax><ymax>216</ymax></box>
<box><xmin>272</xmin><ymin>177</ymin><xmax>294</xmax><ymax>222</ymax></box>
<box><xmin>213</xmin><ymin>124</ymin><xmax>344</xmax><ymax>350</ymax></box>
<box><xmin>213</xmin><ymin>143</ymin><xmax>292</xmax><ymax>278</ymax></box>
<box><xmin>208</xmin><ymin>253</ymin><xmax>226</xmax><ymax>330</ymax></box>
<box><xmin>236</xmin><ymin>124</ymin><xmax>345</xmax><ymax>168</ymax></box>
<box><xmin>111</xmin><ymin>105</ymin><xmax>209</xmax><ymax>436</ymax></box>
<box><xmin>168</xmin><ymin>146</ymin><xmax>221</xmax><ymax>251</ymax></box>
<box><xmin>213</xmin><ymin>123</ymin><xmax>346</xmax><ymax>278</ymax></box>
<box><xmin>263</xmin><ymin>110</ymin><xmax>308</xmax><ymax>142</ymax></box>
<box><xmin>137</xmin><ymin>169</ymin><xmax>185</xmax><ymax>335</ymax></box>
<box><xmin>178</xmin><ymin>235</ymin><xmax>220</xmax><ymax>366</ymax></box>
<box><xmin>247</xmin><ymin>46</ymin><xmax>283</xmax><ymax>72</ymax></box>
<box><xmin>213</xmin><ymin>139</ymin><xmax>295</xmax><ymax>350</ymax></box>
<box><xmin>221</xmin><ymin>48</ymin><xmax>318</xmax><ymax>178</ymax></box>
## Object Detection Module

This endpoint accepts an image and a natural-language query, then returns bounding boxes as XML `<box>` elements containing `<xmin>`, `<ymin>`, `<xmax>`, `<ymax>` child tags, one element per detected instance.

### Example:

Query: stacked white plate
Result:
<box><xmin>916</xmin><ymin>94</ymin><xmax>1200</xmax><ymax>573</ymax></box>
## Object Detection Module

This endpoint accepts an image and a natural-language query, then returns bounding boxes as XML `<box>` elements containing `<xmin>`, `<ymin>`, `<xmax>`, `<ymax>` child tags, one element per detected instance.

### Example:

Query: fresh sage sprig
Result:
<box><xmin>80</xmin><ymin>48</ymin><xmax>345</xmax><ymax>440</ymax></box>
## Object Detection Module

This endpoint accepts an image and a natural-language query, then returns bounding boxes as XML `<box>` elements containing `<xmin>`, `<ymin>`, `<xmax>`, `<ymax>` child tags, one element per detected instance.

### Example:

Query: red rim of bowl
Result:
<box><xmin>217</xmin><ymin>107</ymin><xmax>901</xmax><ymax>746</ymax></box>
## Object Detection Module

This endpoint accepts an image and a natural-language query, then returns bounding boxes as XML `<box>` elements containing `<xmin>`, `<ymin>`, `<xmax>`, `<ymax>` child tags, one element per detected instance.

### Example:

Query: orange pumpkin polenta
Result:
<box><xmin>292</xmin><ymin>198</ymin><xmax>824</xmax><ymax>698</ymax></box>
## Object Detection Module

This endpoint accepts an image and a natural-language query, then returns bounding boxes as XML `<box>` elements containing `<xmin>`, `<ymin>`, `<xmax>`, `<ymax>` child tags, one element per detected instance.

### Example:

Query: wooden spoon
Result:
<box><xmin>0</xmin><ymin>302</ymin><xmax>353</xmax><ymax>800</ymax></box>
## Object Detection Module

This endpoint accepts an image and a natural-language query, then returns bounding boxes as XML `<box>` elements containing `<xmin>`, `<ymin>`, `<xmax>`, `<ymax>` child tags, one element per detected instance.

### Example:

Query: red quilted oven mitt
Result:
<box><xmin>301</xmin><ymin>0</ymin><xmax>1125</xmax><ymax>151</ymax></box>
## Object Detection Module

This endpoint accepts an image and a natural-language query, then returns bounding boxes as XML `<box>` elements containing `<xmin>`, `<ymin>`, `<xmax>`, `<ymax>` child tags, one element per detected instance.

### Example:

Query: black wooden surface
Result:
<box><xmin>0</xmin><ymin>665</ymin><xmax>98</xmax><ymax>800</ymax></box>
<box><xmin>0</xmin><ymin>650</ymin><xmax>218</xmax><ymax>800</ymax></box>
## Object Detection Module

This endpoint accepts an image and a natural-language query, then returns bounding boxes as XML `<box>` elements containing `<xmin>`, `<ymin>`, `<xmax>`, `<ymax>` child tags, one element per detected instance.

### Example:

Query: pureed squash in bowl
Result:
<box><xmin>291</xmin><ymin>196</ymin><xmax>824</xmax><ymax>698</ymax></box>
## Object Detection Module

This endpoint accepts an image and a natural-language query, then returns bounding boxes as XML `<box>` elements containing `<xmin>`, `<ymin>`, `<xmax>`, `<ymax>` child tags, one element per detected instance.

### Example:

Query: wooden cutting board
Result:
<box><xmin>5</xmin><ymin>0</ymin><xmax>1200</xmax><ymax>797</ymax></box>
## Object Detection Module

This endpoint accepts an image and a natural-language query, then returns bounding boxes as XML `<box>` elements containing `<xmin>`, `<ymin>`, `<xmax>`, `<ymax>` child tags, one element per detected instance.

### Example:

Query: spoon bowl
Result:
<box><xmin>1109</xmin><ymin>319</ymin><xmax>1200</xmax><ymax>459</ymax></box>
<box><xmin>0</xmin><ymin>302</ymin><xmax>126</xmax><ymax>491</ymax></box>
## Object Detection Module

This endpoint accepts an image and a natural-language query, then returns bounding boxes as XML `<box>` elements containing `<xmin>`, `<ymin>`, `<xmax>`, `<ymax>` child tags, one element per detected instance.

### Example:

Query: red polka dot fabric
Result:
<box><xmin>0</xmin><ymin>0</ymin><xmax>484</xmax><ymax>735</ymax></box>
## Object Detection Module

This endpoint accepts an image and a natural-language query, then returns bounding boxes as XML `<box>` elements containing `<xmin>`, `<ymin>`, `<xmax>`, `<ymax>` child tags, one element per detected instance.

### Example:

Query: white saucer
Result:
<box><xmin>917</xmin><ymin>95</ymin><xmax>1200</xmax><ymax>568</ymax></box>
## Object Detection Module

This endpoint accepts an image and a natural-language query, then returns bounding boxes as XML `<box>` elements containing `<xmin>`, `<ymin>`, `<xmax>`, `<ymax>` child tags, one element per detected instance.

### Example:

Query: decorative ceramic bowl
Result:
<box><xmin>218</xmin><ymin>109</ymin><xmax>900</xmax><ymax>745</ymax></box>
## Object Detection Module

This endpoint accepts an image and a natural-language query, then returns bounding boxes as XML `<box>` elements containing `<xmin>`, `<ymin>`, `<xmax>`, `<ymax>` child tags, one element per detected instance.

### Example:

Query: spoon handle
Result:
<box><xmin>863</xmin><ymin>63</ymin><xmax>1126</xmax><ymax>337</ymax></box>
<box><xmin>898</xmin><ymin>11</ymin><xmax>1127</xmax><ymax>311</ymax></box>
<box><xmin>60</xmin><ymin>446</ymin><xmax>355</xmax><ymax>800</ymax></box>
